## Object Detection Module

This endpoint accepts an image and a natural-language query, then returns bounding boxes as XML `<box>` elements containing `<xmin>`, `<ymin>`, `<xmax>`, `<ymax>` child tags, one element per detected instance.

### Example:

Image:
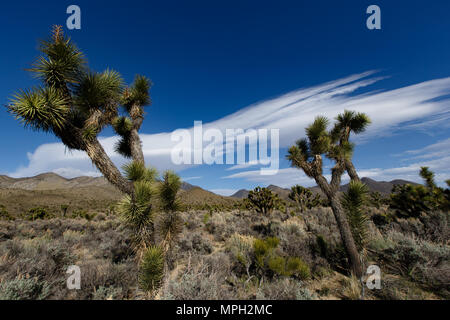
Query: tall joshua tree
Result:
<box><xmin>6</xmin><ymin>26</ymin><xmax>150</xmax><ymax>196</ymax></box>
<box><xmin>287</xmin><ymin>116</ymin><xmax>363</xmax><ymax>277</ymax></box>
<box><xmin>331</xmin><ymin>110</ymin><xmax>371</xmax><ymax>181</ymax></box>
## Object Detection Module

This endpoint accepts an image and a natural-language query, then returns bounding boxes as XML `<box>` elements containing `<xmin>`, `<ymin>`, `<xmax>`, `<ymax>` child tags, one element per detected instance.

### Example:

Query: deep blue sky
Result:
<box><xmin>1</xmin><ymin>1</ymin><xmax>449</xmax><ymax>194</ymax></box>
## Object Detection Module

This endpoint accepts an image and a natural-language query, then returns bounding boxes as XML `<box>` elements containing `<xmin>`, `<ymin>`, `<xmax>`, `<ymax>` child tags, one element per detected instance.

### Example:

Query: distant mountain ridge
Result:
<box><xmin>0</xmin><ymin>173</ymin><xmax>419</xmax><ymax>201</ymax></box>
<box><xmin>0</xmin><ymin>173</ymin><xmax>199</xmax><ymax>192</ymax></box>
<box><xmin>0</xmin><ymin>173</ymin><xmax>111</xmax><ymax>190</ymax></box>
<box><xmin>231</xmin><ymin>177</ymin><xmax>419</xmax><ymax>199</ymax></box>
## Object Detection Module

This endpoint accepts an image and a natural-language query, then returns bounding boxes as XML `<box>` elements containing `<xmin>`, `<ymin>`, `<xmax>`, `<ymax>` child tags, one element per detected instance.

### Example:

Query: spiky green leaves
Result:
<box><xmin>31</xmin><ymin>27</ymin><xmax>85</xmax><ymax>89</ymax></box>
<box><xmin>139</xmin><ymin>246</ymin><xmax>165</xmax><ymax>292</ymax></box>
<box><xmin>420</xmin><ymin>166</ymin><xmax>436</xmax><ymax>189</ymax></box>
<box><xmin>245</xmin><ymin>187</ymin><xmax>280</xmax><ymax>215</ymax></box>
<box><xmin>288</xmin><ymin>185</ymin><xmax>321</xmax><ymax>212</ymax></box>
<box><xmin>331</xmin><ymin>110</ymin><xmax>371</xmax><ymax>142</ymax></box>
<box><xmin>117</xmin><ymin>180</ymin><xmax>155</xmax><ymax>245</ymax></box>
<box><xmin>8</xmin><ymin>87</ymin><xmax>68</xmax><ymax>132</ymax></box>
<box><xmin>113</xmin><ymin>116</ymin><xmax>133</xmax><ymax>136</ymax></box>
<box><xmin>112</xmin><ymin>116</ymin><xmax>133</xmax><ymax>158</ymax></box>
<box><xmin>74</xmin><ymin>70</ymin><xmax>124</xmax><ymax>112</ymax></box>
<box><xmin>306</xmin><ymin>116</ymin><xmax>331</xmax><ymax>155</ymax></box>
<box><xmin>118</xmin><ymin>161</ymin><xmax>158</xmax><ymax>246</ymax></box>
<box><xmin>341</xmin><ymin>181</ymin><xmax>369</xmax><ymax>252</ymax></box>
<box><xmin>123</xmin><ymin>75</ymin><xmax>152</xmax><ymax>110</ymax></box>
<box><xmin>123</xmin><ymin>161</ymin><xmax>158</xmax><ymax>182</ymax></box>
<box><xmin>159</xmin><ymin>171</ymin><xmax>181</xmax><ymax>213</ymax></box>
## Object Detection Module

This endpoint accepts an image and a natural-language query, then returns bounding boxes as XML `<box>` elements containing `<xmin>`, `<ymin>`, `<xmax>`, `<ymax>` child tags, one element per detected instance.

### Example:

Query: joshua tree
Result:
<box><xmin>331</xmin><ymin>110</ymin><xmax>371</xmax><ymax>181</ymax></box>
<box><xmin>6</xmin><ymin>26</ymin><xmax>185</xmax><ymax>296</ymax></box>
<box><xmin>287</xmin><ymin>116</ymin><xmax>363</xmax><ymax>277</ymax></box>
<box><xmin>419</xmin><ymin>166</ymin><xmax>437</xmax><ymax>189</ymax></box>
<box><xmin>6</xmin><ymin>26</ymin><xmax>150</xmax><ymax>196</ymax></box>
<box><xmin>245</xmin><ymin>187</ymin><xmax>280</xmax><ymax>216</ymax></box>
<box><xmin>288</xmin><ymin>185</ymin><xmax>321</xmax><ymax>213</ymax></box>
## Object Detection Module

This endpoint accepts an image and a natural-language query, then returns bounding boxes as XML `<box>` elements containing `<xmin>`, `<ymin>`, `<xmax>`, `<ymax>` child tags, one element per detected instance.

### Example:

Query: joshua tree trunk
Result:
<box><xmin>314</xmin><ymin>174</ymin><xmax>363</xmax><ymax>278</ymax></box>
<box><xmin>329</xmin><ymin>194</ymin><xmax>363</xmax><ymax>278</ymax></box>
<box><xmin>129</xmin><ymin>104</ymin><xmax>145</xmax><ymax>164</ymax></box>
<box><xmin>345</xmin><ymin>159</ymin><xmax>360</xmax><ymax>182</ymax></box>
<box><xmin>85</xmin><ymin>139</ymin><xmax>134</xmax><ymax>195</ymax></box>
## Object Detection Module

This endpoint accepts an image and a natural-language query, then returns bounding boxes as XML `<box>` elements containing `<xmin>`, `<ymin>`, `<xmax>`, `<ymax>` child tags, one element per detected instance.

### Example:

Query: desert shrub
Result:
<box><xmin>267</xmin><ymin>256</ymin><xmax>310</xmax><ymax>279</ymax></box>
<box><xmin>253</xmin><ymin>237</ymin><xmax>311</xmax><ymax>279</ymax></box>
<box><xmin>369</xmin><ymin>191</ymin><xmax>386</xmax><ymax>209</ymax></box>
<box><xmin>389</xmin><ymin>167</ymin><xmax>450</xmax><ymax>218</ymax></box>
<box><xmin>278</xmin><ymin>217</ymin><xmax>305</xmax><ymax>237</ymax></box>
<box><xmin>245</xmin><ymin>187</ymin><xmax>280</xmax><ymax>215</ymax></box>
<box><xmin>253</xmin><ymin>237</ymin><xmax>279</xmax><ymax>269</ymax></box>
<box><xmin>76</xmin><ymin>259</ymin><xmax>136</xmax><ymax>300</ymax></box>
<box><xmin>24</xmin><ymin>207</ymin><xmax>53</xmax><ymax>221</ymax></box>
<box><xmin>256</xmin><ymin>278</ymin><xmax>313</xmax><ymax>300</ymax></box>
<box><xmin>370</xmin><ymin>231</ymin><xmax>450</xmax><ymax>298</ymax></box>
<box><xmin>161</xmin><ymin>258</ymin><xmax>232</xmax><ymax>300</ymax></box>
<box><xmin>93</xmin><ymin>212</ymin><xmax>107</xmax><ymax>221</ymax></box>
<box><xmin>139</xmin><ymin>246</ymin><xmax>165</xmax><ymax>292</ymax></box>
<box><xmin>227</xmin><ymin>233</ymin><xmax>255</xmax><ymax>275</ymax></box>
<box><xmin>0</xmin><ymin>205</ymin><xmax>14</xmax><ymax>221</ymax></box>
<box><xmin>71</xmin><ymin>209</ymin><xmax>96</xmax><ymax>221</ymax></box>
<box><xmin>289</xmin><ymin>185</ymin><xmax>321</xmax><ymax>212</ymax></box>
<box><xmin>340</xmin><ymin>274</ymin><xmax>361</xmax><ymax>300</ymax></box>
<box><xmin>178</xmin><ymin>232</ymin><xmax>213</xmax><ymax>255</ymax></box>
<box><xmin>62</xmin><ymin>229</ymin><xmax>84</xmax><ymax>242</ymax></box>
<box><xmin>0</xmin><ymin>277</ymin><xmax>50</xmax><ymax>300</ymax></box>
<box><xmin>371</xmin><ymin>210</ymin><xmax>394</xmax><ymax>227</ymax></box>
<box><xmin>92</xmin><ymin>286</ymin><xmax>123</xmax><ymax>300</ymax></box>
<box><xmin>204</xmin><ymin>212</ymin><xmax>235</xmax><ymax>241</ymax></box>
<box><xmin>390</xmin><ymin>184</ymin><xmax>434</xmax><ymax>218</ymax></box>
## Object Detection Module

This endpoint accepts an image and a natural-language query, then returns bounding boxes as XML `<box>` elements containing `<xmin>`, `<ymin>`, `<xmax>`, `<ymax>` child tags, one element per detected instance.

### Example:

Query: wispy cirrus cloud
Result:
<box><xmin>224</xmin><ymin>138</ymin><xmax>450</xmax><ymax>188</ymax></box>
<box><xmin>8</xmin><ymin>71</ymin><xmax>450</xmax><ymax>182</ymax></box>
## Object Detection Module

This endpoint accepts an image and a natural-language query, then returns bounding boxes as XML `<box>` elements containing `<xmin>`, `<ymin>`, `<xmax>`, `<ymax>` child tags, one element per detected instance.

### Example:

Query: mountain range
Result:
<box><xmin>0</xmin><ymin>173</ymin><xmax>418</xmax><ymax>208</ymax></box>
<box><xmin>230</xmin><ymin>177</ymin><xmax>419</xmax><ymax>199</ymax></box>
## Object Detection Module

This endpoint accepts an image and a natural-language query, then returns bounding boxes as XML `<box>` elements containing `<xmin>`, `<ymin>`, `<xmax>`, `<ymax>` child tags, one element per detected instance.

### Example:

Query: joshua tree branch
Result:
<box><xmin>129</xmin><ymin>104</ymin><xmax>145</xmax><ymax>164</ymax></box>
<box><xmin>84</xmin><ymin>138</ymin><xmax>134</xmax><ymax>195</ymax></box>
<box><xmin>345</xmin><ymin>159</ymin><xmax>360</xmax><ymax>182</ymax></box>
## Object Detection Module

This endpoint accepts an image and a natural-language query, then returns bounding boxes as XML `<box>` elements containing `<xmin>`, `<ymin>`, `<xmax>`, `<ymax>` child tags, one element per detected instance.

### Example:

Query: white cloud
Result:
<box><xmin>209</xmin><ymin>189</ymin><xmax>239</xmax><ymax>196</ymax></box>
<box><xmin>223</xmin><ymin>145</ymin><xmax>450</xmax><ymax>188</ymax></box>
<box><xmin>8</xmin><ymin>71</ymin><xmax>450</xmax><ymax>180</ymax></box>
<box><xmin>182</xmin><ymin>176</ymin><xmax>202</xmax><ymax>181</ymax></box>
<box><xmin>223</xmin><ymin>168</ymin><xmax>322</xmax><ymax>188</ymax></box>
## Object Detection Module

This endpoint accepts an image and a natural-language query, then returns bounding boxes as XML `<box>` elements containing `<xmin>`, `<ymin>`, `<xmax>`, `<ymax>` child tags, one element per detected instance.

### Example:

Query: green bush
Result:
<box><xmin>267</xmin><ymin>256</ymin><xmax>310</xmax><ymax>279</ymax></box>
<box><xmin>24</xmin><ymin>207</ymin><xmax>53</xmax><ymax>221</ymax></box>
<box><xmin>0</xmin><ymin>277</ymin><xmax>50</xmax><ymax>300</ymax></box>
<box><xmin>253</xmin><ymin>237</ymin><xmax>310</xmax><ymax>279</ymax></box>
<box><xmin>389</xmin><ymin>167</ymin><xmax>450</xmax><ymax>218</ymax></box>
<box><xmin>0</xmin><ymin>205</ymin><xmax>14</xmax><ymax>221</ymax></box>
<box><xmin>71</xmin><ymin>209</ymin><xmax>96</xmax><ymax>221</ymax></box>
